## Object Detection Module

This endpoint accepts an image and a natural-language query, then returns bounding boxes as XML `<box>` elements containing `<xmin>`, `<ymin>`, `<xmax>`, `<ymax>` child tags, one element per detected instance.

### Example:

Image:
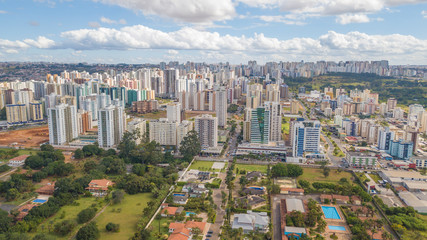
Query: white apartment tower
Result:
<box><xmin>48</xmin><ymin>104</ymin><xmax>78</xmax><ymax>145</ymax></box>
<box><xmin>195</xmin><ymin>114</ymin><xmax>218</xmax><ymax>148</ymax></box>
<box><xmin>264</xmin><ymin>101</ymin><xmax>282</xmax><ymax>142</ymax></box>
<box><xmin>215</xmin><ymin>89</ymin><xmax>227</xmax><ymax>127</ymax></box>
<box><xmin>167</xmin><ymin>102</ymin><xmax>181</xmax><ymax>123</ymax></box>
<box><xmin>98</xmin><ymin>105</ymin><xmax>125</xmax><ymax>148</ymax></box>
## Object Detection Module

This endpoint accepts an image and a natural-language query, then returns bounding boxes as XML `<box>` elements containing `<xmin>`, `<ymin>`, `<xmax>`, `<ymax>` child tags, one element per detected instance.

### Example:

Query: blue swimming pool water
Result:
<box><xmin>33</xmin><ymin>199</ymin><xmax>47</xmax><ymax>203</ymax></box>
<box><xmin>186</xmin><ymin>212</ymin><xmax>196</xmax><ymax>216</ymax></box>
<box><xmin>81</xmin><ymin>140</ymin><xmax>96</xmax><ymax>143</ymax></box>
<box><xmin>249</xmin><ymin>187</ymin><xmax>264</xmax><ymax>190</ymax></box>
<box><xmin>321</xmin><ymin>206</ymin><xmax>341</xmax><ymax>219</ymax></box>
<box><xmin>328</xmin><ymin>226</ymin><xmax>346</xmax><ymax>231</ymax></box>
<box><xmin>174</xmin><ymin>193</ymin><xmax>185</xmax><ymax>196</ymax></box>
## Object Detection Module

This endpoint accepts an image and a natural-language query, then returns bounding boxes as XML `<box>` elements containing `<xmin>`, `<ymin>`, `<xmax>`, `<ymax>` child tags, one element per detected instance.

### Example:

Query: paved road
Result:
<box><xmin>208</xmin><ymin>171</ymin><xmax>227</xmax><ymax>240</ymax></box>
<box><xmin>271</xmin><ymin>195</ymin><xmax>281</xmax><ymax>240</ymax></box>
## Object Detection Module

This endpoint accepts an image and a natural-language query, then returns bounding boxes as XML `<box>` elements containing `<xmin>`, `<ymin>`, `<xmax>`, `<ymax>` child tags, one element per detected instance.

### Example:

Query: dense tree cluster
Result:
<box><xmin>271</xmin><ymin>163</ymin><xmax>303</xmax><ymax>178</ymax></box>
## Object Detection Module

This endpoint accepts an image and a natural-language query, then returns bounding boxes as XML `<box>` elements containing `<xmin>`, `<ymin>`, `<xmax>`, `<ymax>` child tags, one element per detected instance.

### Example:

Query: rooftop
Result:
<box><xmin>285</xmin><ymin>198</ymin><xmax>305</xmax><ymax>213</ymax></box>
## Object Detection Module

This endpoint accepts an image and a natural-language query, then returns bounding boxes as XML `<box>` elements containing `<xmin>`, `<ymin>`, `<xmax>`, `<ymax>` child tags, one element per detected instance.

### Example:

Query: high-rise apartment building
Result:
<box><xmin>167</xmin><ymin>102</ymin><xmax>182</xmax><ymax>123</ymax></box>
<box><xmin>29</xmin><ymin>101</ymin><xmax>43</xmax><ymax>122</ymax></box>
<box><xmin>77</xmin><ymin>110</ymin><xmax>92</xmax><ymax>134</ymax></box>
<box><xmin>266</xmin><ymin>84</ymin><xmax>280</xmax><ymax>102</ymax></box>
<box><xmin>378</xmin><ymin>127</ymin><xmax>395</xmax><ymax>151</ymax></box>
<box><xmin>177</xmin><ymin>120</ymin><xmax>193</xmax><ymax>147</ymax></box>
<box><xmin>387</xmin><ymin>98</ymin><xmax>397</xmax><ymax>111</ymax></box>
<box><xmin>215</xmin><ymin>89</ymin><xmax>227</xmax><ymax>127</ymax></box>
<box><xmin>195</xmin><ymin>114</ymin><xmax>218</xmax><ymax>148</ymax></box>
<box><xmin>6</xmin><ymin>103</ymin><xmax>28</xmax><ymax>124</ymax></box>
<box><xmin>264</xmin><ymin>101</ymin><xmax>282</xmax><ymax>142</ymax></box>
<box><xmin>127</xmin><ymin>118</ymin><xmax>147</xmax><ymax>145</ymax></box>
<box><xmin>164</xmin><ymin>69</ymin><xmax>179</xmax><ymax>98</ymax></box>
<box><xmin>48</xmin><ymin>104</ymin><xmax>78</xmax><ymax>145</ymax></box>
<box><xmin>98</xmin><ymin>105</ymin><xmax>125</xmax><ymax>148</ymax></box>
<box><xmin>149</xmin><ymin>118</ymin><xmax>178</xmax><ymax>146</ymax></box>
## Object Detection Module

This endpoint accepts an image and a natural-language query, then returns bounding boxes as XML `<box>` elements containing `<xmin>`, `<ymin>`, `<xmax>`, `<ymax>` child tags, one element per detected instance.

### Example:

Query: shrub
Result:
<box><xmin>77</xmin><ymin>208</ymin><xmax>97</xmax><ymax>224</ymax></box>
<box><xmin>105</xmin><ymin>222</ymin><xmax>120</xmax><ymax>232</ymax></box>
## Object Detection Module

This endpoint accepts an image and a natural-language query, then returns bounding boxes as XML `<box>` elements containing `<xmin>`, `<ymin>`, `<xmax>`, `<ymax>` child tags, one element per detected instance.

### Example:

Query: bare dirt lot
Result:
<box><xmin>0</xmin><ymin>126</ymin><xmax>49</xmax><ymax>148</ymax></box>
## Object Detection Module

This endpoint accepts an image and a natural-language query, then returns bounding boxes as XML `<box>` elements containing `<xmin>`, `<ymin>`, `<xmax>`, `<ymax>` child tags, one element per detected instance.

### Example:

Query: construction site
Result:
<box><xmin>0</xmin><ymin>125</ymin><xmax>49</xmax><ymax>148</ymax></box>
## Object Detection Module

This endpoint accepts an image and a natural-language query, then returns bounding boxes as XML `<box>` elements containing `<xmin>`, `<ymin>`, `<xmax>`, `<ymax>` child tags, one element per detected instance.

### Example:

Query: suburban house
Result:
<box><xmin>351</xmin><ymin>196</ymin><xmax>362</xmax><ymax>205</ymax></box>
<box><xmin>235</xmin><ymin>195</ymin><xmax>266</xmax><ymax>209</ymax></box>
<box><xmin>35</xmin><ymin>182</ymin><xmax>55</xmax><ymax>195</ymax></box>
<box><xmin>168</xmin><ymin>221</ymin><xmax>207</xmax><ymax>240</ymax></box>
<box><xmin>8</xmin><ymin>155</ymin><xmax>29</xmax><ymax>167</ymax></box>
<box><xmin>242</xmin><ymin>186</ymin><xmax>266</xmax><ymax>196</ymax></box>
<box><xmin>246</xmin><ymin>171</ymin><xmax>263</xmax><ymax>181</ymax></box>
<box><xmin>182</xmin><ymin>183</ymin><xmax>209</xmax><ymax>198</ymax></box>
<box><xmin>173</xmin><ymin>193</ymin><xmax>189</xmax><ymax>205</ymax></box>
<box><xmin>86</xmin><ymin>179</ymin><xmax>114</xmax><ymax>197</ymax></box>
<box><xmin>161</xmin><ymin>203</ymin><xmax>184</xmax><ymax>217</ymax></box>
<box><xmin>232</xmin><ymin>211</ymin><xmax>269</xmax><ymax>233</ymax></box>
<box><xmin>15</xmin><ymin>204</ymin><xmax>37</xmax><ymax>221</ymax></box>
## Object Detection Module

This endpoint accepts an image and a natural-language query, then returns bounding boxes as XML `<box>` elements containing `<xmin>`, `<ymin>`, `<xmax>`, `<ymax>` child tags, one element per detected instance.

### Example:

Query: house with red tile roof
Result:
<box><xmin>168</xmin><ymin>221</ymin><xmax>207</xmax><ymax>240</ymax></box>
<box><xmin>86</xmin><ymin>179</ymin><xmax>114</xmax><ymax>196</ymax></box>
<box><xmin>15</xmin><ymin>204</ymin><xmax>37</xmax><ymax>221</ymax></box>
<box><xmin>35</xmin><ymin>182</ymin><xmax>55</xmax><ymax>195</ymax></box>
<box><xmin>8</xmin><ymin>155</ymin><xmax>29</xmax><ymax>167</ymax></box>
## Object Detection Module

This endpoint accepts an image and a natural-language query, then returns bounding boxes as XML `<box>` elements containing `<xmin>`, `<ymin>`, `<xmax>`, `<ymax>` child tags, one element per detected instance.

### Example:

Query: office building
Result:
<box><xmin>291</xmin><ymin>120</ymin><xmax>321</xmax><ymax>157</ymax></box>
<box><xmin>48</xmin><ymin>104</ymin><xmax>78</xmax><ymax>145</ymax></box>
<box><xmin>195</xmin><ymin>114</ymin><xmax>218</xmax><ymax>148</ymax></box>
<box><xmin>250</xmin><ymin>107</ymin><xmax>270</xmax><ymax>144</ymax></box>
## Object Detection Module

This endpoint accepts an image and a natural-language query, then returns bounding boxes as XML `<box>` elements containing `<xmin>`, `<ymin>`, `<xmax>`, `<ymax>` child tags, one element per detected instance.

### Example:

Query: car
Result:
<box><xmin>208</xmin><ymin>231</ymin><xmax>213</xmax><ymax>234</ymax></box>
<box><xmin>206</xmin><ymin>234</ymin><xmax>212</xmax><ymax>237</ymax></box>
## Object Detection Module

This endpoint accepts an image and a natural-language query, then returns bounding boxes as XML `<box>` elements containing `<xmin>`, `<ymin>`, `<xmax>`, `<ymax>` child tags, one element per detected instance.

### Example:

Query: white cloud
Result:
<box><xmin>237</xmin><ymin>0</ymin><xmax>427</xmax><ymax>23</ymax></box>
<box><xmin>88</xmin><ymin>22</ymin><xmax>101</xmax><ymax>28</ymax></box>
<box><xmin>257</xmin><ymin>15</ymin><xmax>305</xmax><ymax>25</ymax></box>
<box><xmin>167</xmin><ymin>50</ymin><xmax>179</xmax><ymax>55</ymax></box>
<box><xmin>336</xmin><ymin>14</ymin><xmax>370</xmax><ymax>24</ymax></box>
<box><xmin>0</xmin><ymin>10</ymin><xmax>7</xmax><ymax>14</ymax></box>
<box><xmin>100</xmin><ymin>17</ymin><xmax>127</xmax><ymax>25</ymax></box>
<box><xmin>93</xmin><ymin>0</ymin><xmax>235</xmax><ymax>23</ymax></box>
<box><xmin>0</xmin><ymin>36</ymin><xmax>55</xmax><ymax>54</ymax></box>
<box><xmin>422</xmin><ymin>10</ymin><xmax>427</xmax><ymax>18</ymax></box>
<box><xmin>23</xmin><ymin>36</ymin><xmax>56</xmax><ymax>48</ymax></box>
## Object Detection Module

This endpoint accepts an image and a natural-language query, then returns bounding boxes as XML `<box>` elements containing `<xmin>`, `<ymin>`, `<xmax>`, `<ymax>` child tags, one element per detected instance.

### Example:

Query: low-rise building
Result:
<box><xmin>280</xmin><ymin>188</ymin><xmax>305</xmax><ymax>195</ymax></box>
<box><xmin>86</xmin><ymin>179</ymin><xmax>114</xmax><ymax>197</ymax></box>
<box><xmin>246</xmin><ymin>171</ymin><xmax>263</xmax><ymax>181</ymax></box>
<box><xmin>345</xmin><ymin>151</ymin><xmax>377</xmax><ymax>168</ymax></box>
<box><xmin>182</xmin><ymin>183</ymin><xmax>209</xmax><ymax>198</ymax></box>
<box><xmin>398</xmin><ymin>191</ymin><xmax>427</xmax><ymax>214</ymax></box>
<box><xmin>235</xmin><ymin>195</ymin><xmax>266</xmax><ymax>209</ymax></box>
<box><xmin>242</xmin><ymin>186</ymin><xmax>266</xmax><ymax>196</ymax></box>
<box><xmin>173</xmin><ymin>193</ymin><xmax>189</xmax><ymax>205</ymax></box>
<box><xmin>160</xmin><ymin>204</ymin><xmax>184</xmax><ymax>217</ymax></box>
<box><xmin>232</xmin><ymin>211</ymin><xmax>269</xmax><ymax>233</ymax></box>
<box><xmin>168</xmin><ymin>221</ymin><xmax>206</xmax><ymax>240</ymax></box>
<box><xmin>283</xmin><ymin>226</ymin><xmax>307</xmax><ymax>240</ymax></box>
<box><xmin>8</xmin><ymin>155</ymin><xmax>29</xmax><ymax>167</ymax></box>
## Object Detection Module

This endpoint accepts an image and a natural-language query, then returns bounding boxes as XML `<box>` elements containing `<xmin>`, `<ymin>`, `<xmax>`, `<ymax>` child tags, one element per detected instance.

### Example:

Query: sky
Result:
<box><xmin>0</xmin><ymin>0</ymin><xmax>427</xmax><ymax>65</ymax></box>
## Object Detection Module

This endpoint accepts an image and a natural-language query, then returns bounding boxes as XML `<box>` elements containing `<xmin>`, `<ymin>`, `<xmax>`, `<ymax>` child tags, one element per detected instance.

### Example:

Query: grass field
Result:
<box><xmin>235</xmin><ymin>164</ymin><xmax>268</xmax><ymax>174</ymax></box>
<box><xmin>149</xmin><ymin>217</ymin><xmax>173</xmax><ymax>239</ymax></box>
<box><xmin>29</xmin><ymin>197</ymin><xmax>103</xmax><ymax>239</ymax></box>
<box><xmin>96</xmin><ymin>193</ymin><xmax>153</xmax><ymax>240</ymax></box>
<box><xmin>189</xmin><ymin>161</ymin><xmax>215</xmax><ymax>171</ymax></box>
<box><xmin>297</xmin><ymin>168</ymin><xmax>353</xmax><ymax>184</ymax></box>
<box><xmin>368</xmin><ymin>173</ymin><xmax>382</xmax><ymax>183</ymax></box>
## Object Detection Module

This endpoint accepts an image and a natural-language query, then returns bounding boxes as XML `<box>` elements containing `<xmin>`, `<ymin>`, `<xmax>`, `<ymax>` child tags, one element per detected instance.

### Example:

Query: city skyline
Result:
<box><xmin>0</xmin><ymin>0</ymin><xmax>427</xmax><ymax>64</ymax></box>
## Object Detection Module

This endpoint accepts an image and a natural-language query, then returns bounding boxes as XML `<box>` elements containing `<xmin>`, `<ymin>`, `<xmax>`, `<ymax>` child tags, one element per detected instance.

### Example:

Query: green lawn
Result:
<box><xmin>149</xmin><ymin>216</ymin><xmax>174</xmax><ymax>239</ymax></box>
<box><xmin>189</xmin><ymin>161</ymin><xmax>216</xmax><ymax>172</ymax></box>
<box><xmin>368</xmin><ymin>173</ymin><xmax>382</xmax><ymax>183</ymax></box>
<box><xmin>235</xmin><ymin>164</ymin><xmax>268</xmax><ymax>174</ymax></box>
<box><xmin>29</xmin><ymin>197</ymin><xmax>103</xmax><ymax>239</ymax></box>
<box><xmin>297</xmin><ymin>168</ymin><xmax>353</xmax><ymax>184</ymax></box>
<box><xmin>95</xmin><ymin>193</ymin><xmax>153</xmax><ymax>240</ymax></box>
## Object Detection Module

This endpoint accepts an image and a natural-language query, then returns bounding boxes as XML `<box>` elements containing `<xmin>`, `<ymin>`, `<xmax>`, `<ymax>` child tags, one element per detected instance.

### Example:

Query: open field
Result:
<box><xmin>137</xmin><ymin>110</ymin><xmax>167</xmax><ymax>119</ymax></box>
<box><xmin>235</xmin><ymin>164</ymin><xmax>268</xmax><ymax>174</ymax></box>
<box><xmin>96</xmin><ymin>193</ymin><xmax>153</xmax><ymax>240</ymax></box>
<box><xmin>184</xmin><ymin>111</ymin><xmax>216</xmax><ymax>120</ymax></box>
<box><xmin>29</xmin><ymin>197</ymin><xmax>102</xmax><ymax>239</ymax></box>
<box><xmin>368</xmin><ymin>173</ymin><xmax>382</xmax><ymax>183</ymax></box>
<box><xmin>0</xmin><ymin>125</ymin><xmax>49</xmax><ymax>148</ymax></box>
<box><xmin>190</xmin><ymin>161</ymin><xmax>216</xmax><ymax>171</ymax></box>
<box><xmin>297</xmin><ymin>168</ymin><xmax>353</xmax><ymax>184</ymax></box>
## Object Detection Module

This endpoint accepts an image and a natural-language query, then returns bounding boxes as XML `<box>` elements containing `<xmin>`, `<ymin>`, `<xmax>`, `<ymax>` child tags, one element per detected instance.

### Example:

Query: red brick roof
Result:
<box><xmin>86</xmin><ymin>179</ymin><xmax>114</xmax><ymax>191</ymax></box>
<box><xmin>281</xmin><ymin>188</ymin><xmax>304</xmax><ymax>193</ymax></box>
<box><xmin>9</xmin><ymin>155</ymin><xmax>29</xmax><ymax>162</ymax></box>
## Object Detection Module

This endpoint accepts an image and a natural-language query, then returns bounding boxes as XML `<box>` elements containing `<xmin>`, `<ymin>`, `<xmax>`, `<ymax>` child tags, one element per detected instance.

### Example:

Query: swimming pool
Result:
<box><xmin>321</xmin><ymin>206</ymin><xmax>341</xmax><ymax>219</ymax></box>
<box><xmin>328</xmin><ymin>226</ymin><xmax>346</xmax><ymax>231</ymax></box>
<box><xmin>249</xmin><ymin>187</ymin><xmax>264</xmax><ymax>190</ymax></box>
<box><xmin>186</xmin><ymin>212</ymin><xmax>196</xmax><ymax>216</ymax></box>
<box><xmin>173</xmin><ymin>193</ymin><xmax>185</xmax><ymax>197</ymax></box>
<box><xmin>33</xmin><ymin>199</ymin><xmax>47</xmax><ymax>204</ymax></box>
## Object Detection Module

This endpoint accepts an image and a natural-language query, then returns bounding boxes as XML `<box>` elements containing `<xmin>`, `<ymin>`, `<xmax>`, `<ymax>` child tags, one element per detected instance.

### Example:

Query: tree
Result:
<box><xmin>54</xmin><ymin>220</ymin><xmax>76</xmax><ymax>236</ymax></box>
<box><xmin>323</xmin><ymin>168</ymin><xmax>330</xmax><ymax>178</ymax></box>
<box><xmin>77</xmin><ymin>208</ymin><xmax>97</xmax><ymax>224</ymax></box>
<box><xmin>74</xmin><ymin>149</ymin><xmax>84</xmax><ymax>159</ymax></box>
<box><xmin>298</xmin><ymin>180</ymin><xmax>310</xmax><ymax>189</ymax></box>
<box><xmin>32</xmin><ymin>233</ymin><xmax>56</xmax><ymax>240</ymax></box>
<box><xmin>271</xmin><ymin>184</ymin><xmax>281</xmax><ymax>194</ymax></box>
<box><xmin>40</xmin><ymin>144</ymin><xmax>54</xmax><ymax>152</ymax></box>
<box><xmin>118</xmin><ymin>131</ymin><xmax>138</xmax><ymax>160</ymax></box>
<box><xmin>76</xmin><ymin>222</ymin><xmax>99</xmax><ymax>240</ymax></box>
<box><xmin>6</xmin><ymin>188</ymin><xmax>20</xmax><ymax>201</ymax></box>
<box><xmin>239</xmin><ymin>176</ymin><xmax>248</xmax><ymax>187</ymax></box>
<box><xmin>84</xmin><ymin>160</ymin><xmax>98</xmax><ymax>173</ymax></box>
<box><xmin>179</xmin><ymin>130</ymin><xmax>201</xmax><ymax>160</ymax></box>
<box><xmin>271</xmin><ymin>163</ymin><xmax>288</xmax><ymax>177</ymax></box>
<box><xmin>105</xmin><ymin>222</ymin><xmax>120</xmax><ymax>232</ymax></box>
<box><xmin>112</xmin><ymin>190</ymin><xmax>125</xmax><ymax>204</ymax></box>
<box><xmin>0</xmin><ymin>209</ymin><xmax>12</xmax><ymax>233</ymax></box>
<box><xmin>0</xmin><ymin>107</ymin><xmax>6</xmax><ymax>120</ymax></box>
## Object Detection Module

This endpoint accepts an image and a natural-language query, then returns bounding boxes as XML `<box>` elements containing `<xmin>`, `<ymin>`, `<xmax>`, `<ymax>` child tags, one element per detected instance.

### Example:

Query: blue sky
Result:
<box><xmin>0</xmin><ymin>0</ymin><xmax>427</xmax><ymax>64</ymax></box>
